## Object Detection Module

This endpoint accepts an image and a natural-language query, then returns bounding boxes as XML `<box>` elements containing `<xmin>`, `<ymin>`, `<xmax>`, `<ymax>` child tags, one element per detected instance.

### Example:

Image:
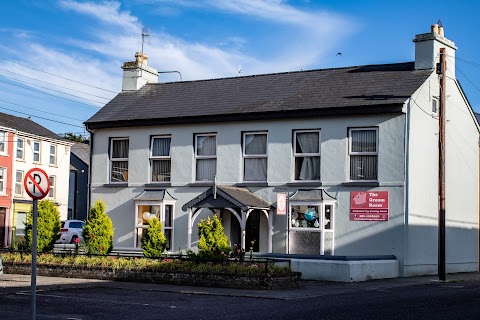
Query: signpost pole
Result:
<box><xmin>31</xmin><ymin>199</ymin><xmax>38</xmax><ymax>320</ymax></box>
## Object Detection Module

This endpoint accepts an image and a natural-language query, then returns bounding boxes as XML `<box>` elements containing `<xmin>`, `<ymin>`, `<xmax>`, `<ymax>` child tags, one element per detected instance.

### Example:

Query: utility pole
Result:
<box><xmin>438</xmin><ymin>47</ymin><xmax>447</xmax><ymax>281</ymax></box>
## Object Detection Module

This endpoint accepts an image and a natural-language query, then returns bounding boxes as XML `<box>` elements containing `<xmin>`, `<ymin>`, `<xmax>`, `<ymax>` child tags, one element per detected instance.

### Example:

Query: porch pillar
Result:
<box><xmin>241</xmin><ymin>210</ymin><xmax>247</xmax><ymax>250</ymax></box>
<box><xmin>265</xmin><ymin>209</ymin><xmax>273</xmax><ymax>253</ymax></box>
<box><xmin>187</xmin><ymin>207</ymin><xmax>192</xmax><ymax>250</ymax></box>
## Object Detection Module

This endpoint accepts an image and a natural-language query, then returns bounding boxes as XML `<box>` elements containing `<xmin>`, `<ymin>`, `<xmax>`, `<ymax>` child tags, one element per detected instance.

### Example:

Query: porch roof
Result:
<box><xmin>182</xmin><ymin>185</ymin><xmax>271</xmax><ymax>212</ymax></box>
<box><xmin>133</xmin><ymin>189</ymin><xmax>176</xmax><ymax>201</ymax></box>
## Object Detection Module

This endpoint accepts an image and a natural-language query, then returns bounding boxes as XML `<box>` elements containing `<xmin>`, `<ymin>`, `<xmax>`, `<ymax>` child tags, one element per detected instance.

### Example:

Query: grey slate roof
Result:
<box><xmin>0</xmin><ymin>112</ymin><xmax>61</xmax><ymax>139</ymax></box>
<box><xmin>86</xmin><ymin>62</ymin><xmax>432</xmax><ymax>128</ymax></box>
<box><xmin>71</xmin><ymin>142</ymin><xmax>90</xmax><ymax>165</ymax></box>
<box><xmin>182</xmin><ymin>185</ymin><xmax>271</xmax><ymax>211</ymax></box>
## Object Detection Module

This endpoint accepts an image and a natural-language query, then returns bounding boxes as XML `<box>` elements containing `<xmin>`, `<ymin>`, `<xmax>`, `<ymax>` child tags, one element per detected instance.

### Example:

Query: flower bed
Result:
<box><xmin>0</xmin><ymin>253</ymin><xmax>301</xmax><ymax>290</ymax></box>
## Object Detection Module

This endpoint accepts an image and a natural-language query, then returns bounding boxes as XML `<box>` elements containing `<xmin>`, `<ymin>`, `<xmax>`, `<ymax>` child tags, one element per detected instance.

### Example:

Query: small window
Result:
<box><xmin>294</xmin><ymin>130</ymin><xmax>321</xmax><ymax>181</ymax></box>
<box><xmin>349</xmin><ymin>128</ymin><xmax>378</xmax><ymax>181</ymax></box>
<box><xmin>432</xmin><ymin>98</ymin><xmax>438</xmax><ymax>114</ymax></box>
<box><xmin>16</xmin><ymin>138</ymin><xmax>24</xmax><ymax>160</ymax></box>
<box><xmin>49</xmin><ymin>144</ymin><xmax>57</xmax><ymax>165</ymax></box>
<box><xmin>0</xmin><ymin>131</ymin><xmax>6</xmax><ymax>154</ymax></box>
<box><xmin>15</xmin><ymin>170</ymin><xmax>23</xmax><ymax>196</ymax></box>
<box><xmin>195</xmin><ymin>134</ymin><xmax>217</xmax><ymax>181</ymax></box>
<box><xmin>33</xmin><ymin>141</ymin><xmax>41</xmax><ymax>162</ymax></box>
<box><xmin>164</xmin><ymin>204</ymin><xmax>174</xmax><ymax>251</ymax></box>
<box><xmin>0</xmin><ymin>167</ymin><xmax>5</xmax><ymax>195</ymax></box>
<box><xmin>48</xmin><ymin>176</ymin><xmax>55</xmax><ymax>198</ymax></box>
<box><xmin>16</xmin><ymin>212</ymin><xmax>27</xmax><ymax>236</ymax></box>
<box><xmin>243</xmin><ymin>132</ymin><xmax>268</xmax><ymax>182</ymax></box>
<box><xmin>110</xmin><ymin>138</ymin><xmax>129</xmax><ymax>183</ymax></box>
<box><xmin>150</xmin><ymin>136</ymin><xmax>171</xmax><ymax>182</ymax></box>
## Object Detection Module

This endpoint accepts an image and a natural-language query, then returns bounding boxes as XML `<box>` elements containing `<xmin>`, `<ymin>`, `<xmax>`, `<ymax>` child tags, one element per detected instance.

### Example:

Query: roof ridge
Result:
<box><xmin>150</xmin><ymin>61</ymin><xmax>415</xmax><ymax>86</ymax></box>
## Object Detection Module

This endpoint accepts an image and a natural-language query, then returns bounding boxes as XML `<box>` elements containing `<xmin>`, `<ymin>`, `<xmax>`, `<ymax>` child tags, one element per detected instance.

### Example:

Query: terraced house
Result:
<box><xmin>85</xmin><ymin>24</ymin><xmax>479</xmax><ymax>279</ymax></box>
<box><xmin>0</xmin><ymin>113</ymin><xmax>73</xmax><ymax>247</ymax></box>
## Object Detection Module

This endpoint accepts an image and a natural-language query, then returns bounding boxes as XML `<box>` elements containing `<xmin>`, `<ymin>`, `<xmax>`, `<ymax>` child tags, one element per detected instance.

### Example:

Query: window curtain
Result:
<box><xmin>196</xmin><ymin>136</ymin><xmax>216</xmax><ymax>181</ymax></box>
<box><xmin>296</xmin><ymin>132</ymin><xmax>320</xmax><ymax>180</ymax></box>
<box><xmin>350</xmin><ymin>130</ymin><xmax>377</xmax><ymax>180</ymax></box>
<box><xmin>112</xmin><ymin>139</ymin><xmax>129</xmax><ymax>158</ymax></box>
<box><xmin>152</xmin><ymin>160</ymin><xmax>171</xmax><ymax>181</ymax></box>
<box><xmin>244</xmin><ymin>134</ymin><xmax>267</xmax><ymax>181</ymax></box>
<box><xmin>152</xmin><ymin>137</ymin><xmax>171</xmax><ymax>156</ymax></box>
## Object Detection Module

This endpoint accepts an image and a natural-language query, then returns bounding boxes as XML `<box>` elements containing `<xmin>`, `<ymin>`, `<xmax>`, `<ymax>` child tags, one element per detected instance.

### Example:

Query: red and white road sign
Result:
<box><xmin>276</xmin><ymin>192</ymin><xmax>287</xmax><ymax>215</ymax></box>
<box><xmin>24</xmin><ymin>168</ymin><xmax>50</xmax><ymax>200</ymax></box>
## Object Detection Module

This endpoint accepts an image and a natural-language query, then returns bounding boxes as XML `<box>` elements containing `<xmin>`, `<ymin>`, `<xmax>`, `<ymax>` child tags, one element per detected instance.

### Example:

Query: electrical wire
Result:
<box><xmin>0</xmin><ymin>99</ymin><xmax>86</xmax><ymax>122</ymax></box>
<box><xmin>0</xmin><ymin>105</ymin><xmax>84</xmax><ymax>128</ymax></box>
<box><xmin>0</xmin><ymin>67</ymin><xmax>113</xmax><ymax>100</ymax></box>
<box><xmin>0</xmin><ymin>56</ymin><xmax>118</xmax><ymax>94</ymax></box>
<box><xmin>0</xmin><ymin>78</ymin><xmax>102</xmax><ymax>108</ymax></box>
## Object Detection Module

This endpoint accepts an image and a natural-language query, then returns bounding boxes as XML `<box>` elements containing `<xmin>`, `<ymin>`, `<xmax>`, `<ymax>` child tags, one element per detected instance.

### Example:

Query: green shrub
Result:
<box><xmin>82</xmin><ymin>200</ymin><xmax>114</xmax><ymax>254</ymax></box>
<box><xmin>141</xmin><ymin>216</ymin><xmax>167</xmax><ymax>257</ymax></box>
<box><xmin>197</xmin><ymin>214</ymin><xmax>230</xmax><ymax>259</ymax></box>
<box><xmin>24</xmin><ymin>200</ymin><xmax>61</xmax><ymax>252</ymax></box>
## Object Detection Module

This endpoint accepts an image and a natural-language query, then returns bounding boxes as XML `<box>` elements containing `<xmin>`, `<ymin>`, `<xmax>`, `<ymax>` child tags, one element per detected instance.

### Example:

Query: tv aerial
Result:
<box><xmin>141</xmin><ymin>27</ymin><xmax>150</xmax><ymax>54</ymax></box>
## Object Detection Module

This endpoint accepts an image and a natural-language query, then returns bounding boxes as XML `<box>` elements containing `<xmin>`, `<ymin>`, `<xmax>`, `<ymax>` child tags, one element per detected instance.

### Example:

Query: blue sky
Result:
<box><xmin>1</xmin><ymin>0</ymin><xmax>479</xmax><ymax>136</ymax></box>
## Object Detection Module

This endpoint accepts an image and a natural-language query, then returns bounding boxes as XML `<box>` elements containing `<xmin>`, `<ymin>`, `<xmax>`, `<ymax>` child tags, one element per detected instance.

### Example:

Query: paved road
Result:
<box><xmin>1</xmin><ymin>274</ymin><xmax>480</xmax><ymax>319</ymax></box>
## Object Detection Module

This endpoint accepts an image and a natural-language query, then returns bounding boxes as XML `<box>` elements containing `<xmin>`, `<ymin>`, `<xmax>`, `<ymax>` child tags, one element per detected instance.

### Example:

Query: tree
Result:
<box><xmin>62</xmin><ymin>132</ymin><xmax>86</xmax><ymax>143</ymax></box>
<box><xmin>82</xmin><ymin>200</ymin><xmax>114</xmax><ymax>254</ymax></box>
<box><xmin>24</xmin><ymin>200</ymin><xmax>61</xmax><ymax>252</ymax></box>
<box><xmin>141</xmin><ymin>216</ymin><xmax>167</xmax><ymax>257</ymax></box>
<box><xmin>197</xmin><ymin>214</ymin><xmax>230</xmax><ymax>259</ymax></box>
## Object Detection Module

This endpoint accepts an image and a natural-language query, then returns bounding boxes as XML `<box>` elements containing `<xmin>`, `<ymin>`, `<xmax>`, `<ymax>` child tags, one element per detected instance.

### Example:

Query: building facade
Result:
<box><xmin>85</xmin><ymin>25</ymin><xmax>479</xmax><ymax>277</ymax></box>
<box><xmin>0</xmin><ymin>113</ymin><xmax>73</xmax><ymax>247</ymax></box>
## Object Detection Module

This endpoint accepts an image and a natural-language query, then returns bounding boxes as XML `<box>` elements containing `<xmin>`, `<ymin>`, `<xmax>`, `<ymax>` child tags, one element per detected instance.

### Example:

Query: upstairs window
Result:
<box><xmin>349</xmin><ymin>128</ymin><xmax>378</xmax><ymax>181</ymax></box>
<box><xmin>48</xmin><ymin>176</ymin><xmax>56</xmax><ymax>198</ymax></box>
<box><xmin>0</xmin><ymin>131</ymin><xmax>5</xmax><ymax>154</ymax></box>
<box><xmin>110</xmin><ymin>138</ymin><xmax>129</xmax><ymax>183</ymax></box>
<box><xmin>16</xmin><ymin>138</ymin><xmax>24</xmax><ymax>160</ymax></box>
<box><xmin>33</xmin><ymin>141</ymin><xmax>41</xmax><ymax>163</ymax></box>
<box><xmin>195</xmin><ymin>134</ymin><xmax>216</xmax><ymax>182</ymax></box>
<box><xmin>243</xmin><ymin>132</ymin><xmax>268</xmax><ymax>182</ymax></box>
<box><xmin>15</xmin><ymin>170</ymin><xmax>23</xmax><ymax>196</ymax></box>
<box><xmin>150</xmin><ymin>136</ymin><xmax>171</xmax><ymax>182</ymax></box>
<box><xmin>49</xmin><ymin>144</ymin><xmax>57</xmax><ymax>165</ymax></box>
<box><xmin>294</xmin><ymin>130</ymin><xmax>321</xmax><ymax>181</ymax></box>
<box><xmin>0</xmin><ymin>168</ymin><xmax>5</xmax><ymax>195</ymax></box>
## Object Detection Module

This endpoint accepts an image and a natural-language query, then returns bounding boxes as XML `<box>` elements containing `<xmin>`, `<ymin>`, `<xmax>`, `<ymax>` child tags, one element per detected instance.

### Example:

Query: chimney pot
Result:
<box><xmin>438</xmin><ymin>26</ymin><xmax>444</xmax><ymax>37</ymax></box>
<box><xmin>431</xmin><ymin>24</ymin><xmax>439</xmax><ymax>35</ymax></box>
<box><xmin>135</xmin><ymin>52</ymin><xmax>148</xmax><ymax>66</ymax></box>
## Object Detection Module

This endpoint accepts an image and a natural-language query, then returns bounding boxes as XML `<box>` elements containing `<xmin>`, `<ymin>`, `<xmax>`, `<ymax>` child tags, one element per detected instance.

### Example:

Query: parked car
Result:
<box><xmin>56</xmin><ymin>220</ymin><xmax>86</xmax><ymax>244</ymax></box>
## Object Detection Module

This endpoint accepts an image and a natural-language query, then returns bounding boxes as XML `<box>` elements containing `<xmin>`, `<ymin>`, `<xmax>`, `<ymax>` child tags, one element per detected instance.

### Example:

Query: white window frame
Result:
<box><xmin>0</xmin><ymin>167</ymin><xmax>6</xmax><ymax>195</ymax></box>
<box><xmin>16</xmin><ymin>138</ymin><xmax>24</xmax><ymax>160</ymax></box>
<box><xmin>348</xmin><ymin>127</ymin><xmax>378</xmax><ymax>181</ymax></box>
<box><xmin>15</xmin><ymin>170</ymin><xmax>23</xmax><ymax>196</ymax></box>
<box><xmin>293</xmin><ymin>129</ymin><xmax>321</xmax><ymax>181</ymax></box>
<box><xmin>150</xmin><ymin>135</ymin><xmax>171</xmax><ymax>183</ymax></box>
<box><xmin>242</xmin><ymin>131</ymin><xmax>268</xmax><ymax>182</ymax></box>
<box><xmin>289</xmin><ymin>201</ymin><xmax>335</xmax><ymax>255</ymax></box>
<box><xmin>48</xmin><ymin>176</ymin><xmax>55</xmax><ymax>198</ymax></box>
<box><xmin>134</xmin><ymin>201</ymin><xmax>175</xmax><ymax>252</ymax></box>
<box><xmin>0</xmin><ymin>131</ymin><xmax>6</xmax><ymax>155</ymax></box>
<box><xmin>194</xmin><ymin>133</ymin><xmax>217</xmax><ymax>182</ymax></box>
<box><xmin>33</xmin><ymin>141</ymin><xmax>41</xmax><ymax>163</ymax></box>
<box><xmin>49</xmin><ymin>144</ymin><xmax>57</xmax><ymax>166</ymax></box>
<box><xmin>110</xmin><ymin>138</ymin><xmax>129</xmax><ymax>183</ymax></box>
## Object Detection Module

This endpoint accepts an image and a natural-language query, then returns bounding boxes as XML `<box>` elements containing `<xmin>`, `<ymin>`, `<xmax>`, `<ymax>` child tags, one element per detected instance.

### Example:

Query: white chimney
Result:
<box><xmin>121</xmin><ymin>52</ymin><xmax>158</xmax><ymax>91</ymax></box>
<box><xmin>413</xmin><ymin>24</ymin><xmax>457</xmax><ymax>76</ymax></box>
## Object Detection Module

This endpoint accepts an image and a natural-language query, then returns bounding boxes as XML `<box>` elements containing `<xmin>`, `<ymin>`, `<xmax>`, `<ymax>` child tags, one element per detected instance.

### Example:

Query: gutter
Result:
<box><xmin>85</xmin><ymin>126</ymin><xmax>94</xmax><ymax>219</ymax></box>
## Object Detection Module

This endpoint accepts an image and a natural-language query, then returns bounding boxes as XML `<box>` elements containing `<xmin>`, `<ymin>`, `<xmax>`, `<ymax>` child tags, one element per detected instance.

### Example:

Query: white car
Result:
<box><xmin>56</xmin><ymin>220</ymin><xmax>86</xmax><ymax>244</ymax></box>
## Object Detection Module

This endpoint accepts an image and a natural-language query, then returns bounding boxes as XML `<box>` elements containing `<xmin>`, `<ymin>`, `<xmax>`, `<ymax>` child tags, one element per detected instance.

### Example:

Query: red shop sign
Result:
<box><xmin>350</xmin><ymin>191</ymin><xmax>389</xmax><ymax>221</ymax></box>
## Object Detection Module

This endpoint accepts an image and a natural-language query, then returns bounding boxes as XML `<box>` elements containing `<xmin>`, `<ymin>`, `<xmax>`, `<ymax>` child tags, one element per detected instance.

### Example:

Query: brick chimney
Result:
<box><xmin>413</xmin><ymin>24</ymin><xmax>457</xmax><ymax>76</ymax></box>
<box><xmin>121</xmin><ymin>52</ymin><xmax>158</xmax><ymax>91</ymax></box>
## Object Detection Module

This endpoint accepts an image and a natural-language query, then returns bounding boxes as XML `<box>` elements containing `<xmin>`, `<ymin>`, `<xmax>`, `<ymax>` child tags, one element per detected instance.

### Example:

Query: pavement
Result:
<box><xmin>1</xmin><ymin>272</ymin><xmax>480</xmax><ymax>300</ymax></box>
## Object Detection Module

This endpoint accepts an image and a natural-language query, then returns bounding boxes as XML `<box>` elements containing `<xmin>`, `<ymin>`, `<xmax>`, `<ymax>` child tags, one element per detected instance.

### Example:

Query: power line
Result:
<box><xmin>0</xmin><ymin>106</ymin><xmax>84</xmax><ymax>128</ymax></box>
<box><xmin>0</xmin><ymin>99</ymin><xmax>86</xmax><ymax>122</ymax></box>
<box><xmin>0</xmin><ymin>56</ymin><xmax>118</xmax><ymax>94</ymax></box>
<box><xmin>0</xmin><ymin>78</ymin><xmax>102</xmax><ymax>108</ymax></box>
<box><xmin>0</xmin><ymin>67</ymin><xmax>113</xmax><ymax>100</ymax></box>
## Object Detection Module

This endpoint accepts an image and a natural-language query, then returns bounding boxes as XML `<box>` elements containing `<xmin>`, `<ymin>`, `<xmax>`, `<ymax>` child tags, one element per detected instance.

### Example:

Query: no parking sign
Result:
<box><xmin>24</xmin><ymin>168</ymin><xmax>50</xmax><ymax>200</ymax></box>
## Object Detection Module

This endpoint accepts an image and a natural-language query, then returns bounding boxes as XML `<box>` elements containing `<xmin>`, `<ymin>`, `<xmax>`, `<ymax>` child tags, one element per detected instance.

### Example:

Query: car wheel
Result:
<box><xmin>70</xmin><ymin>235</ymin><xmax>78</xmax><ymax>244</ymax></box>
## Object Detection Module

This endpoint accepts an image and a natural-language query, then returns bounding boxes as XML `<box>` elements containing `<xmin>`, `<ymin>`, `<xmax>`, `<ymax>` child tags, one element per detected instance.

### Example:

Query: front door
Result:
<box><xmin>245</xmin><ymin>210</ymin><xmax>260</xmax><ymax>252</ymax></box>
<box><xmin>0</xmin><ymin>208</ymin><xmax>6</xmax><ymax>247</ymax></box>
